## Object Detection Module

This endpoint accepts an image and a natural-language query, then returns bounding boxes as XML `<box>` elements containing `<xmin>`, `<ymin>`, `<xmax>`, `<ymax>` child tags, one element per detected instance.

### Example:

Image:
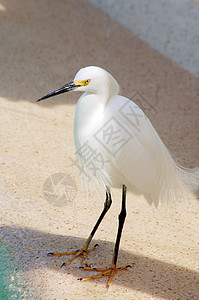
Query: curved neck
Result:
<box><xmin>74</xmin><ymin>92</ymin><xmax>106</xmax><ymax>147</ymax></box>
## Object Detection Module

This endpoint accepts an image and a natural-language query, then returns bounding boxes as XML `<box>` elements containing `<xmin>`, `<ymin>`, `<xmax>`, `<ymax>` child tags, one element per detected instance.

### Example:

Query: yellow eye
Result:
<box><xmin>84</xmin><ymin>79</ymin><xmax>91</xmax><ymax>85</ymax></box>
<box><xmin>74</xmin><ymin>79</ymin><xmax>91</xmax><ymax>86</ymax></box>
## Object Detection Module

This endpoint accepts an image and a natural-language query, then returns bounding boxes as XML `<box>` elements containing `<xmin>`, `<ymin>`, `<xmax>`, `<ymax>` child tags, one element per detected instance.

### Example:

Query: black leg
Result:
<box><xmin>112</xmin><ymin>184</ymin><xmax>127</xmax><ymax>266</ymax></box>
<box><xmin>48</xmin><ymin>186</ymin><xmax>112</xmax><ymax>265</ymax></box>
<box><xmin>84</xmin><ymin>186</ymin><xmax>112</xmax><ymax>248</ymax></box>
<box><xmin>78</xmin><ymin>185</ymin><xmax>129</xmax><ymax>287</ymax></box>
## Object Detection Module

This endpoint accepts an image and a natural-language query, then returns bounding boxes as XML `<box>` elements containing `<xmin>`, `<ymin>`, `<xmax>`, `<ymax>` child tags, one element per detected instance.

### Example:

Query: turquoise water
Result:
<box><xmin>0</xmin><ymin>241</ymin><xmax>36</xmax><ymax>299</ymax></box>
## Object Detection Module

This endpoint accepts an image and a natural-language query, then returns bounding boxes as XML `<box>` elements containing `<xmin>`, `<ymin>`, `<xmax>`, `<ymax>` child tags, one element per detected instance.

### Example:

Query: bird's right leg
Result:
<box><xmin>48</xmin><ymin>187</ymin><xmax>112</xmax><ymax>266</ymax></box>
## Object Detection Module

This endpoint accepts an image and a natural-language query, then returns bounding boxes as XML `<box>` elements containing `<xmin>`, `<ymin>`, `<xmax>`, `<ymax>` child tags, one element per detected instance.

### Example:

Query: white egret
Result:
<box><xmin>37</xmin><ymin>66</ymin><xmax>199</xmax><ymax>287</ymax></box>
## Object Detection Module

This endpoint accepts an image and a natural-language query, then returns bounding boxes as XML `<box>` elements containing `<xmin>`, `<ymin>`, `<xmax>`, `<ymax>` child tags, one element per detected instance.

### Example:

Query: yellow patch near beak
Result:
<box><xmin>74</xmin><ymin>79</ymin><xmax>91</xmax><ymax>86</ymax></box>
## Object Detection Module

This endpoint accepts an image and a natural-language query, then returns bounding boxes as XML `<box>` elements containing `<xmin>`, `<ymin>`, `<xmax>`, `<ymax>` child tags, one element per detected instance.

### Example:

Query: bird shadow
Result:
<box><xmin>0</xmin><ymin>225</ymin><xmax>198</xmax><ymax>299</ymax></box>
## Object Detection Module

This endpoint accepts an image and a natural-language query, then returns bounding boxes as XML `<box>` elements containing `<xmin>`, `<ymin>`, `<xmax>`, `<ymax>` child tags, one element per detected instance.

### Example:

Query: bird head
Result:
<box><xmin>36</xmin><ymin>66</ymin><xmax>119</xmax><ymax>102</ymax></box>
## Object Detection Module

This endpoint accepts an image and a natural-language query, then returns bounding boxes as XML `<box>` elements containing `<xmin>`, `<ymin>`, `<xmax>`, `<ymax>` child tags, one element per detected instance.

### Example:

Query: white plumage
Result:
<box><xmin>73</xmin><ymin>66</ymin><xmax>199</xmax><ymax>207</ymax></box>
<box><xmin>37</xmin><ymin>65</ymin><xmax>199</xmax><ymax>286</ymax></box>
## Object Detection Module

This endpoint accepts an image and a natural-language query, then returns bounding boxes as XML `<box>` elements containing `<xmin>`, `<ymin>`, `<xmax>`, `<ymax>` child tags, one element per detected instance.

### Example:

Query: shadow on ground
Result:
<box><xmin>1</xmin><ymin>225</ymin><xmax>198</xmax><ymax>299</ymax></box>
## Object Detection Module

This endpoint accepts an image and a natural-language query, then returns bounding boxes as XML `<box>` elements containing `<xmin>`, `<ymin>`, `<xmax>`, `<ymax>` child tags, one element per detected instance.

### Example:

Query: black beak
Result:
<box><xmin>36</xmin><ymin>81</ymin><xmax>79</xmax><ymax>102</ymax></box>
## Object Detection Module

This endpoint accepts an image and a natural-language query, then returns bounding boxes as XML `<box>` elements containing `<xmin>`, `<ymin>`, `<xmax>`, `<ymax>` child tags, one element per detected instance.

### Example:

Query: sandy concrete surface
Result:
<box><xmin>89</xmin><ymin>0</ymin><xmax>199</xmax><ymax>78</ymax></box>
<box><xmin>0</xmin><ymin>1</ymin><xmax>199</xmax><ymax>299</ymax></box>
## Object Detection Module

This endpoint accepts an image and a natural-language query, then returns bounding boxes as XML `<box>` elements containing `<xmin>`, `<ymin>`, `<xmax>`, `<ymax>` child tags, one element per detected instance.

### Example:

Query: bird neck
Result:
<box><xmin>74</xmin><ymin>92</ymin><xmax>107</xmax><ymax>144</ymax></box>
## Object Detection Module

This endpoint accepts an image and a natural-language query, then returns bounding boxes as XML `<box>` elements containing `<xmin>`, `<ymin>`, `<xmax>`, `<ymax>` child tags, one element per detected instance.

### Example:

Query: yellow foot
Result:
<box><xmin>78</xmin><ymin>264</ymin><xmax>132</xmax><ymax>288</ymax></box>
<box><xmin>47</xmin><ymin>243</ymin><xmax>99</xmax><ymax>266</ymax></box>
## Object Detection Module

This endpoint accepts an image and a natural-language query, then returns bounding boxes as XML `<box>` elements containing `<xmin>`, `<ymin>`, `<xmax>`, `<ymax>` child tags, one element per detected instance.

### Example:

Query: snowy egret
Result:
<box><xmin>37</xmin><ymin>66</ymin><xmax>199</xmax><ymax>287</ymax></box>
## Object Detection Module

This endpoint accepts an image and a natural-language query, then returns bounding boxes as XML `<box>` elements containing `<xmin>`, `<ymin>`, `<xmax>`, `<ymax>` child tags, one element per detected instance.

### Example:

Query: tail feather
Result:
<box><xmin>177</xmin><ymin>166</ymin><xmax>199</xmax><ymax>199</ymax></box>
<box><xmin>143</xmin><ymin>132</ymin><xmax>199</xmax><ymax>207</ymax></box>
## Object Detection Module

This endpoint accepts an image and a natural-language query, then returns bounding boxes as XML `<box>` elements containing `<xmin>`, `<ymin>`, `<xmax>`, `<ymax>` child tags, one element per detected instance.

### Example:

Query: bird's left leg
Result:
<box><xmin>48</xmin><ymin>187</ymin><xmax>112</xmax><ymax>266</ymax></box>
<box><xmin>79</xmin><ymin>185</ymin><xmax>131</xmax><ymax>287</ymax></box>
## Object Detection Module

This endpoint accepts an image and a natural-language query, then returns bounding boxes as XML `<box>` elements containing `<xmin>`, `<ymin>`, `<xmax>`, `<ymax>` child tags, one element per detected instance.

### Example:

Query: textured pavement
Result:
<box><xmin>0</xmin><ymin>1</ymin><xmax>199</xmax><ymax>299</ymax></box>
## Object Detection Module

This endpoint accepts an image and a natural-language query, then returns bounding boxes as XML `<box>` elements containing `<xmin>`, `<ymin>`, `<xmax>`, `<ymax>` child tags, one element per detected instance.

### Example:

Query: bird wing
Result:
<box><xmin>103</xmin><ymin>95</ymin><xmax>177</xmax><ymax>207</ymax></box>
